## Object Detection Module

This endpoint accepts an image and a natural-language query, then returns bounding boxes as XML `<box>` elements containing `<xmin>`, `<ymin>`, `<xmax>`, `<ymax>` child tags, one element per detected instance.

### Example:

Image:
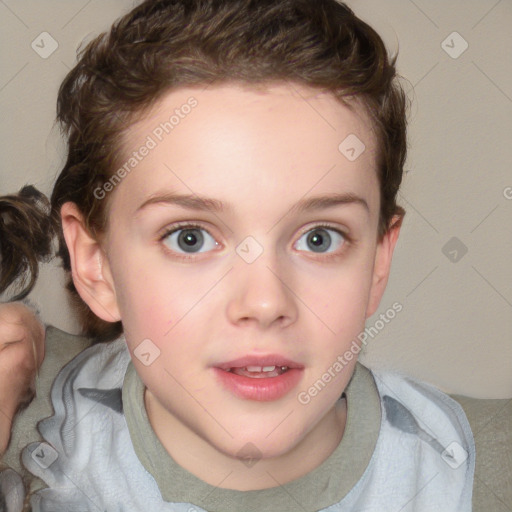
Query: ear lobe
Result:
<box><xmin>61</xmin><ymin>202</ymin><xmax>121</xmax><ymax>323</ymax></box>
<box><xmin>366</xmin><ymin>215</ymin><xmax>402</xmax><ymax>319</ymax></box>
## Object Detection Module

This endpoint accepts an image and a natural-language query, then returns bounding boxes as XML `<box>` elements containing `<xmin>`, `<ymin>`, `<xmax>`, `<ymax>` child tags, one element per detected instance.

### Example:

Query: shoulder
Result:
<box><xmin>450</xmin><ymin>394</ymin><xmax>512</xmax><ymax>511</ymax></box>
<box><xmin>2</xmin><ymin>326</ymin><xmax>92</xmax><ymax>474</ymax></box>
<box><xmin>371</xmin><ymin>369</ymin><xmax>511</xmax><ymax>510</ymax></box>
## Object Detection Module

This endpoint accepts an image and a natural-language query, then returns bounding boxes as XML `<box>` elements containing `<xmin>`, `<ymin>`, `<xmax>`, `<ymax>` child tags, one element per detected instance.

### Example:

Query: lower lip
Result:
<box><xmin>213</xmin><ymin>368</ymin><xmax>303</xmax><ymax>401</ymax></box>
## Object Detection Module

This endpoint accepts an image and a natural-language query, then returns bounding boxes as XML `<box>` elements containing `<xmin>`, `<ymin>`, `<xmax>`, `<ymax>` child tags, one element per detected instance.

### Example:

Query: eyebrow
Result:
<box><xmin>135</xmin><ymin>191</ymin><xmax>369</xmax><ymax>215</ymax></box>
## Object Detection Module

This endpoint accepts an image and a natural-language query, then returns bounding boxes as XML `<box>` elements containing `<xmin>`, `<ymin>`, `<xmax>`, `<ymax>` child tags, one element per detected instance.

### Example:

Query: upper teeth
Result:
<box><xmin>247</xmin><ymin>365</ymin><xmax>275</xmax><ymax>372</ymax></box>
<box><xmin>229</xmin><ymin>366</ymin><xmax>289</xmax><ymax>372</ymax></box>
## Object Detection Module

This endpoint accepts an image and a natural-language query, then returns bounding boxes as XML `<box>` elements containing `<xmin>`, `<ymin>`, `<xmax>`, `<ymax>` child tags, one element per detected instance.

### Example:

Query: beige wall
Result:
<box><xmin>1</xmin><ymin>0</ymin><xmax>510</xmax><ymax>398</ymax></box>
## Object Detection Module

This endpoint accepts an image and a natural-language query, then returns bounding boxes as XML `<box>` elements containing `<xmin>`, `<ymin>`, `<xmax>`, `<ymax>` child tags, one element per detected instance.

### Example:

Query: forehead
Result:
<box><xmin>124</xmin><ymin>82</ymin><xmax>377</xmax><ymax>156</ymax></box>
<box><xmin>113</xmin><ymin>83</ymin><xmax>379</xmax><ymax>219</ymax></box>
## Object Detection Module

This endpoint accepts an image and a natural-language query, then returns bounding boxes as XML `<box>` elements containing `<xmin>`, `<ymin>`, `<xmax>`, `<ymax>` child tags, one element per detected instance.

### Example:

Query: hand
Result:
<box><xmin>0</xmin><ymin>302</ymin><xmax>45</xmax><ymax>456</ymax></box>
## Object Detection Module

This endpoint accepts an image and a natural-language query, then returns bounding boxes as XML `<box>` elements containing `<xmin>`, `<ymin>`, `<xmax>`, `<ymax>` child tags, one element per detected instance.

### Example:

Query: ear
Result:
<box><xmin>61</xmin><ymin>202</ymin><xmax>121</xmax><ymax>323</ymax></box>
<box><xmin>366</xmin><ymin>215</ymin><xmax>402</xmax><ymax>318</ymax></box>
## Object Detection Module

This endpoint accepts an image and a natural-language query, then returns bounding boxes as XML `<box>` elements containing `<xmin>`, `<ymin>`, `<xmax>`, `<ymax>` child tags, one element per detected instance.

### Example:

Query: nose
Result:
<box><xmin>225</xmin><ymin>253</ymin><xmax>299</xmax><ymax>330</ymax></box>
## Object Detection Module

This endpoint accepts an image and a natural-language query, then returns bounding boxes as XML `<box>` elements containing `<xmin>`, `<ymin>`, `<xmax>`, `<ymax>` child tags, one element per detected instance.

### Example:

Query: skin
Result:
<box><xmin>0</xmin><ymin>302</ymin><xmax>45</xmax><ymax>456</ymax></box>
<box><xmin>61</xmin><ymin>83</ymin><xmax>401</xmax><ymax>491</ymax></box>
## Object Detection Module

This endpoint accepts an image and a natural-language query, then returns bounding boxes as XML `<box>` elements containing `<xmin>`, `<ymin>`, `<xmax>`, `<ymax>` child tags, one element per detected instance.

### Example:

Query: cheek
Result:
<box><xmin>299</xmin><ymin>253</ymin><xmax>375</xmax><ymax>335</ymax></box>
<box><xmin>107</xmin><ymin>247</ymin><xmax>171</xmax><ymax>334</ymax></box>
<box><xmin>118</xmin><ymin>279</ymin><xmax>175</xmax><ymax>342</ymax></box>
<box><xmin>109</xmin><ymin>249</ymin><xmax>217</xmax><ymax>343</ymax></box>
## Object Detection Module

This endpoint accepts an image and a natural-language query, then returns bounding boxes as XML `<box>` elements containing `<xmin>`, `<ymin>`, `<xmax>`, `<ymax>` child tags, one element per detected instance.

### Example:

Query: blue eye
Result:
<box><xmin>295</xmin><ymin>226</ymin><xmax>346</xmax><ymax>254</ymax></box>
<box><xmin>162</xmin><ymin>225</ymin><xmax>218</xmax><ymax>255</ymax></box>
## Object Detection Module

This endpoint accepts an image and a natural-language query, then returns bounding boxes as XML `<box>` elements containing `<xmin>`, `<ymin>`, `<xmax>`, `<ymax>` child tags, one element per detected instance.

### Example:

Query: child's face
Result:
<box><xmin>78</xmin><ymin>83</ymin><xmax>397</xmax><ymax>465</ymax></box>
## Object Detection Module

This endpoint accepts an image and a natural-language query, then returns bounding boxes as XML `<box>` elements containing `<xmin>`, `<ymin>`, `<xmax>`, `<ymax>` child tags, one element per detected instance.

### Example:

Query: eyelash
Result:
<box><xmin>158</xmin><ymin>222</ymin><xmax>351</xmax><ymax>261</ymax></box>
<box><xmin>159</xmin><ymin>222</ymin><xmax>217</xmax><ymax>261</ymax></box>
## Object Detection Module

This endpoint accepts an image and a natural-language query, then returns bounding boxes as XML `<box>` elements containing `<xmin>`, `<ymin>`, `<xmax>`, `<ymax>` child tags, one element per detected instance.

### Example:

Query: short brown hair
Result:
<box><xmin>1</xmin><ymin>0</ymin><xmax>408</xmax><ymax>342</ymax></box>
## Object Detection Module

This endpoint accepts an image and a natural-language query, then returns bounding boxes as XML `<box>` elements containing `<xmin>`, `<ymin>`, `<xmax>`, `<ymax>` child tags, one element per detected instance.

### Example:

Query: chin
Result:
<box><xmin>212</xmin><ymin>429</ymin><xmax>301</xmax><ymax>462</ymax></box>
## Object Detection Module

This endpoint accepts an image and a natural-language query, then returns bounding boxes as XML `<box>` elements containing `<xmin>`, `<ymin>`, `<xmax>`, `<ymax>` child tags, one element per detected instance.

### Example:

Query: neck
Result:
<box><xmin>144</xmin><ymin>390</ymin><xmax>347</xmax><ymax>491</ymax></box>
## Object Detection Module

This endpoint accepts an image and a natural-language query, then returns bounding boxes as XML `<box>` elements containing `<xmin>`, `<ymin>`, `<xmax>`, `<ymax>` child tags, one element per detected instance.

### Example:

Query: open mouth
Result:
<box><xmin>213</xmin><ymin>359</ymin><xmax>303</xmax><ymax>401</ymax></box>
<box><xmin>225</xmin><ymin>366</ymin><xmax>290</xmax><ymax>378</ymax></box>
<box><xmin>213</xmin><ymin>354</ymin><xmax>303</xmax><ymax>400</ymax></box>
